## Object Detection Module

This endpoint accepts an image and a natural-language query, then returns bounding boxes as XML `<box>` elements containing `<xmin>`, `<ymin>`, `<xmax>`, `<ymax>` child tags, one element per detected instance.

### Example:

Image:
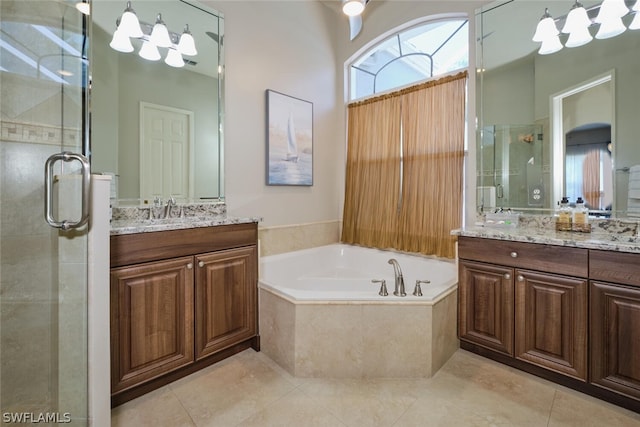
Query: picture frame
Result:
<box><xmin>266</xmin><ymin>89</ymin><xmax>313</xmax><ymax>186</ymax></box>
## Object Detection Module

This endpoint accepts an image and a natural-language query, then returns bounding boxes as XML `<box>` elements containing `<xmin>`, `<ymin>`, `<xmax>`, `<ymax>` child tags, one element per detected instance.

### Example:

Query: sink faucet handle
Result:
<box><xmin>371</xmin><ymin>279</ymin><xmax>388</xmax><ymax>297</ymax></box>
<box><xmin>413</xmin><ymin>279</ymin><xmax>430</xmax><ymax>297</ymax></box>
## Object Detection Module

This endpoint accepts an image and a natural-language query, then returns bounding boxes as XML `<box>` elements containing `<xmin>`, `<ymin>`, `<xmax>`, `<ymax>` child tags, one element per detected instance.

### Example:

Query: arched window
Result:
<box><xmin>349</xmin><ymin>18</ymin><xmax>468</xmax><ymax>100</ymax></box>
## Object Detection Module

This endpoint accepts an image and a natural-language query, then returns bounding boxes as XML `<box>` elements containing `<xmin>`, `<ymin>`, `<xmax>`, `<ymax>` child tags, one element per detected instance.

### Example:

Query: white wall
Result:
<box><xmin>205</xmin><ymin>0</ymin><xmax>489</xmax><ymax>230</ymax></box>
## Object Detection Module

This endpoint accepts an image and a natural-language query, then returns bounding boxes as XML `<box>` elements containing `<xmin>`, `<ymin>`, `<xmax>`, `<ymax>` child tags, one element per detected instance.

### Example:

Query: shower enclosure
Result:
<box><xmin>478</xmin><ymin>124</ymin><xmax>545</xmax><ymax>211</ymax></box>
<box><xmin>1</xmin><ymin>0</ymin><xmax>91</xmax><ymax>423</ymax></box>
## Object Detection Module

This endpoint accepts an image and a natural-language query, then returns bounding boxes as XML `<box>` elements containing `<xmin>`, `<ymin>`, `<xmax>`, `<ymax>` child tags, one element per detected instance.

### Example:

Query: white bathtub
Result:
<box><xmin>258</xmin><ymin>244</ymin><xmax>460</xmax><ymax>378</ymax></box>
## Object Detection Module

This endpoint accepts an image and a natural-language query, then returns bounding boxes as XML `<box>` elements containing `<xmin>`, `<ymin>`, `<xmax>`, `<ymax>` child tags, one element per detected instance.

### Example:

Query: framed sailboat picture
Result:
<box><xmin>266</xmin><ymin>90</ymin><xmax>313</xmax><ymax>186</ymax></box>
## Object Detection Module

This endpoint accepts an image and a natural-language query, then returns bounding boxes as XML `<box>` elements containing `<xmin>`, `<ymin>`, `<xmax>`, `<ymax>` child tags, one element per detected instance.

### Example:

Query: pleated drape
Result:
<box><xmin>341</xmin><ymin>72</ymin><xmax>467</xmax><ymax>258</ymax></box>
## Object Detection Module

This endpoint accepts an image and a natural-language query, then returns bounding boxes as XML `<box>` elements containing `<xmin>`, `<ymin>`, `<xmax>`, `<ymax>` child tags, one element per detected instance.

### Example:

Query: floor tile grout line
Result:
<box><xmin>167</xmin><ymin>382</ymin><xmax>199</xmax><ymax>427</ymax></box>
<box><xmin>547</xmin><ymin>389</ymin><xmax>558</xmax><ymax>427</ymax></box>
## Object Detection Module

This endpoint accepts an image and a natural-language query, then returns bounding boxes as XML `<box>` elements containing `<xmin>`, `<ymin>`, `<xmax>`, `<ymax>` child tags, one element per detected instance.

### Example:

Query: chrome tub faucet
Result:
<box><xmin>388</xmin><ymin>258</ymin><xmax>406</xmax><ymax>297</ymax></box>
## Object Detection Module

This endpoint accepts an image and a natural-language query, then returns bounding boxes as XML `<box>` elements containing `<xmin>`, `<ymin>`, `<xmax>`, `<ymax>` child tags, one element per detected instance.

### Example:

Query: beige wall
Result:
<box><xmin>204</xmin><ymin>1</ymin><xmax>488</xmax><ymax>252</ymax></box>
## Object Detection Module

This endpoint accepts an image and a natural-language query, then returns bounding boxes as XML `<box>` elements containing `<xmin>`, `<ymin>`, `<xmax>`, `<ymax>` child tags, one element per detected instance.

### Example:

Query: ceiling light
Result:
<box><xmin>118</xmin><ymin>1</ymin><xmax>143</xmax><ymax>38</ymax></box>
<box><xmin>177</xmin><ymin>25</ymin><xmax>197</xmax><ymax>56</ymax></box>
<box><xmin>75</xmin><ymin>1</ymin><xmax>90</xmax><ymax>16</ymax></box>
<box><xmin>138</xmin><ymin>40</ymin><xmax>161</xmax><ymax>61</ymax></box>
<box><xmin>150</xmin><ymin>14</ymin><xmax>172</xmax><ymax>48</ymax></box>
<box><xmin>164</xmin><ymin>48</ymin><xmax>185</xmax><ymax>68</ymax></box>
<box><xmin>532</xmin><ymin>8</ymin><xmax>559</xmax><ymax>42</ymax></box>
<box><xmin>342</xmin><ymin>0</ymin><xmax>365</xmax><ymax>17</ymax></box>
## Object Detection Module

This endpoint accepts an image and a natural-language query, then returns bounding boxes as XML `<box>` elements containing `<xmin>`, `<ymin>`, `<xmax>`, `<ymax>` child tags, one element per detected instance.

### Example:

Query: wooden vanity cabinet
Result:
<box><xmin>110</xmin><ymin>223</ymin><xmax>259</xmax><ymax>406</ymax></box>
<box><xmin>458</xmin><ymin>237</ymin><xmax>588</xmax><ymax>381</ymax></box>
<box><xmin>590</xmin><ymin>250</ymin><xmax>640</xmax><ymax>401</ymax></box>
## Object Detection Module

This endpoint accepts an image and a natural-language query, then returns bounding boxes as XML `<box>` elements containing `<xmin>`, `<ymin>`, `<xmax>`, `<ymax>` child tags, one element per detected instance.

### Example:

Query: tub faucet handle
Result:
<box><xmin>371</xmin><ymin>279</ymin><xmax>388</xmax><ymax>297</ymax></box>
<box><xmin>413</xmin><ymin>279</ymin><xmax>430</xmax><ymax>297</ymax></box>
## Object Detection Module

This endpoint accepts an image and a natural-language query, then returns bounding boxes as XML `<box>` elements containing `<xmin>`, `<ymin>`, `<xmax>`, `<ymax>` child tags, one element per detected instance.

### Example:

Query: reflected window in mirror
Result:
<box><xmin>349</xmin><ymin>17</ymin><xmax>468</xmax><ymax>101</ymax></box>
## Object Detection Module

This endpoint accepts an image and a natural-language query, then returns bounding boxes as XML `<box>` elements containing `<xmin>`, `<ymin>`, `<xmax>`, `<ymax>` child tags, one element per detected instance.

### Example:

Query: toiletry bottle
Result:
<box><xmin>572</xmin><ymin>197</ymin><xmax>590</xmax><ymax>232</ymax></box>
<box><xmin>556</xmin><ymin>197</ymin><xmax>572</xmax><ymax>231</ymax></box>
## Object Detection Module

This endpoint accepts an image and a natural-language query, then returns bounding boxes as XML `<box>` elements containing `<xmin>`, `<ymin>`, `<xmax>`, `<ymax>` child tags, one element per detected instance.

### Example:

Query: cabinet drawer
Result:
<box><xmin>458</xmin><ymin>237</ymin><xmax>588</xmax><ymax>278</ymax></box>
<box><xmin>111</xmin><ymin>223</ymin><xmax>258</xmax><ymax>267</ymax></box>
<box><xmin>590</xmin><ymin>250</ymin><xmax>640</xmax><ymax>288</ymax></box>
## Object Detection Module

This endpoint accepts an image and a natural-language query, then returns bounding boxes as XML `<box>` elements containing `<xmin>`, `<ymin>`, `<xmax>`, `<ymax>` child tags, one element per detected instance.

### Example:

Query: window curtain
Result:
<box><xmin>341</xmin><ymin>71</ymin><xmax>467</xmax><ymax>258</ymax></box>
<box><xmin>342</xmin><ymin>94</ymin><xmax>402</xmax><ymax>249</ymax></box>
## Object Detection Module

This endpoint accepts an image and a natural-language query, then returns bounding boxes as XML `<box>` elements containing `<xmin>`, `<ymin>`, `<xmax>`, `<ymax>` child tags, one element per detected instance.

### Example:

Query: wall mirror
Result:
<box><xmin>476</xmin><ymin>0</ymin><xmax>640</xmax><ymax>218</ymax></box>
<box><xmin>91</xmin><ymin>0</ymin><xmax>224</xmax><ymax>205</ymax></box>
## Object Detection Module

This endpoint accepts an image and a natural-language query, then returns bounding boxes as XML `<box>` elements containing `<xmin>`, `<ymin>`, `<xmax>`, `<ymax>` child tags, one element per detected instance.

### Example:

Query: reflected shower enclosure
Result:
<box><xmin>478</xmin><ymin>124</ymin><xmax>544</xmax><ymax>211</ymax></box>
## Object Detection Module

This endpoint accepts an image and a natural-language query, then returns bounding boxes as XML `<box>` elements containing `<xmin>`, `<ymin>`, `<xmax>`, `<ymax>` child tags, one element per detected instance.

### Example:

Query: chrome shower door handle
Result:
<box><xmin>44</xmin><ymin>151</ymin><xmax>91</xmax><ymax>230</ymax></box>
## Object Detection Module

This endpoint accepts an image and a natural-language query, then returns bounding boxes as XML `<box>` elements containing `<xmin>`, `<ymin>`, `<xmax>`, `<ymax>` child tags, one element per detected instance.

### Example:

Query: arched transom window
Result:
<box><xmin>349</xmin><ymin>18</ymin><xmax>469</xmax><ymax>100</ymax></box>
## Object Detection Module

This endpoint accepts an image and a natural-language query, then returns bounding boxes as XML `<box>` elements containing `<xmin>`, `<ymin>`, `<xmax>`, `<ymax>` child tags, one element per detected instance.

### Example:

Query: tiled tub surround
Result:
<box><xmin>259</xmin><ymin>244</ymin><xmax>459</xmax><ymax>379</ymax></box>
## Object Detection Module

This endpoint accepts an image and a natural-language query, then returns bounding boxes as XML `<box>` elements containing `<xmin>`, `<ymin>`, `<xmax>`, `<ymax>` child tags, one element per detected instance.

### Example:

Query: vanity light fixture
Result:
<box><xmin>109</xmin><ymin>1</ymin><xmax>197</xmax><ymax>69</ymax></box>
<box><xmin>532</xmin><ymin>8</ymin><xmax>563</xmax><ymax>55</ymax></box>
<box><xmin>562</xmin><ymin>1</ymin><xmax>593</xmax><ymax>47</ymax></box>
<box><xmin>595</xmin><ymin>0</ymin><xmax>628</xmax><ymax>39</ymax></box>
<box><xmin>533</xmin><ymin>0</ymin><xmax>636</xmax><ymax>55</ymax></box>
<box><xmin>629</xmin><ymin>1</ymin><xmax>640</xmax><ymax>29</ymax></box>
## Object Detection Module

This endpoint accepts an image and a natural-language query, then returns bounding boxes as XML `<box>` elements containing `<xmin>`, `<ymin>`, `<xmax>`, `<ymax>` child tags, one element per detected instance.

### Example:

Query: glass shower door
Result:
<box><xmin>0</xmin><ymin>0</ymin><xmax>90</xmax><ymax>424</ymax></box>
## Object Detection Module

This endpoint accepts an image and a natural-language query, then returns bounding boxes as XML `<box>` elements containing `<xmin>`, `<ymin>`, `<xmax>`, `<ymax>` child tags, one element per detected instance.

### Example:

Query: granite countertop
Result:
<box><xmin>452</xmin><ymin>225</ymin><xmax>640</xmax><ymax>254</ymax></box>
<box><xmin>110</xmin><ymin>215</ymin><xmax>261</xmax><ymax>235</ymax></box>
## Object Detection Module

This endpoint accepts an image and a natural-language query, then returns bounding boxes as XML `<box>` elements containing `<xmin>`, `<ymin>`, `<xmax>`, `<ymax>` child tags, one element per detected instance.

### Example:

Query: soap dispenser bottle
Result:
<box><xmin>572</xmin><ymin>197</ymin><xmax>590</xmax><ymax>232</ymax></box>
<box><xmin>556</xmin><ymin>197</ymin><xmax>572</xmax><ymax>232</ymax></box>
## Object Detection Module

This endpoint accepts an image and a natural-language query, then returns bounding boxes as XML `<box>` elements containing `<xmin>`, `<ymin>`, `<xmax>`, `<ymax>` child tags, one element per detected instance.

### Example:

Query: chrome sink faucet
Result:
<box><xmin>388</xmin><ymin>258</ymin><xmax>406</xmax><ymax>297</ymax></box>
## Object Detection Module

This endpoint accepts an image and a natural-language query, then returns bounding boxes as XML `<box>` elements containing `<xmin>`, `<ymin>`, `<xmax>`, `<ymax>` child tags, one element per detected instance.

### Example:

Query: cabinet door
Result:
<box><xmin>110</xmin><ymin>257</ymin><xmax>194</xmax><ymax>393</ymax></box>
<box><xmin>195</xmin><ymin>246</ymin><xmax>257</xmax><ymax>360</ymax></box>
<box><xmin>515</xmin><ymin>269</ymin><xmax>587</xmax><ymax>380</ymax></box>
<box><xmin>459</xmin><ymin>260</ymin><xmax>514</xmax><ymax>355</ymax></box>
<box><xmin>591</xmin><ymin>281</ymin><xmax>640</xmax><ymax>399</ymax></box>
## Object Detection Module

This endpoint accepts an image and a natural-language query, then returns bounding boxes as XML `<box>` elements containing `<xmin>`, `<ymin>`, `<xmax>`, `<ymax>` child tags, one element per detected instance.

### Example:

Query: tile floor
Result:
<box><xmin>111</xmin><ymin>349</ymin><xmax>640</xmax><ymax>427</ymax></box>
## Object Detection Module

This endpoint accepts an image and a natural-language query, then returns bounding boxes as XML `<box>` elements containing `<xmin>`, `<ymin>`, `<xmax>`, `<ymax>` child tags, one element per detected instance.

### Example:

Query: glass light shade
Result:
<box><xmin>565</xmin><ymin>25</ymin><xmax>593</xmax><ymax>47</ymax></box>
<box><xmin>138</xmin><ymin>40</ymin><xmax>161</xmax><ymax>61</ymax></box>
<box><xmin>109</xmin><ymin>29</ymin><xmax>134</xmax><ymax>53</ymax></box>
<box><xmin>342</xmin><ymin>0</ymin><xmax>365</xmax><ymax>17</ymax></box>
<box><xmin>75</xmin><ymin>1</ymin><xmax>90</xmax><ymax>15</ymax></box>
<box><xmin>596</xmin><ymin>17</ymin><xmax>626</xmax><ymax>38</ymax></box>
<box><xmin>595</xmin><ymin>0</ymin><xmax>629</xmax><ymax>23</ymax></box>
<box><xmin>177</xmin><ymin>27</ymin><xmax>197</xmax><ymax>56</ymax></box>
<box><xmin>119</xmin><ymin>3</ymin><xmax>143</xmax><ymax>38</ymax></box>
<box><xmin>150</xmin><ymin>14</ymin><xmax>172</xmax><ymax>48</ymax></box>
<box><xmin>538</xmin><ymin>35</ymin><xmax>563</xmax><ymax>55</ymax></box>
<box><xmin>164</xmin><ymin>48</ymin><xmax>185</xmax><ymax>68</ymax></box>
<box><xmin>562</xmin><ymin>3</ymin><xmax>591</xmax><ymax>33</ymax></box>
<box><xmin>533</xmin><ymin>16</ymin><xmax>559</xmax><ymax>42</ymax></box>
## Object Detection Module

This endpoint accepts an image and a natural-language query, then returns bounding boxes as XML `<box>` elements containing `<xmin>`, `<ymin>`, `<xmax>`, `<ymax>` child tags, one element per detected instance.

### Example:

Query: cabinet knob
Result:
<box><xmin>510</xmin><ymin>251</ymin><xmax>518</xmax><ymax>258</ymax></box>
<box><xmin>517</xmin><ymin>275</ymin><xmax>524</xmax><ymax>282</ymax></box>
<box><xmin>504</xmin><ymin>273</ymin><xmax>511</xmax><ymax>280</ymax></box>
<box><xmin>198</xmin><ymin>261</ymin><xmax>205</xmax><ymax>268</ymax></box>
<box><xmin>187</xmin><ymin>263</ymin><xmax>193</xmax><ymax>269</ymax></box>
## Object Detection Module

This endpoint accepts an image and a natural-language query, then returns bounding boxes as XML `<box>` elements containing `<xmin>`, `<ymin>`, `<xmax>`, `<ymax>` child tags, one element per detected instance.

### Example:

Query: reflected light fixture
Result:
<box><xmin>75</xmin><ymin>1</ymin><xmax>90</xmax><ymax>15</ymax></box>
<box><xmin>533</xmin><ymin>0</ymin><xmax>638</xmax><ymax>55</ymax></box>
<box><xmin>138</xmin><ymin>40</ymin><xmax>161</xmax><ymax>61</ymax></box>
<box><xmin>595</xmin><ymin>0</ymin><xmax>628</xmax><ymax>39</ymax></box>
<box><xmin>532</xmin><ymin>8</ymin><xmax>559</xmax><ymax>42</ymax></box>
<box><xmin>118</xmin><ymin>1</ymin><xmax>143</xmax><ymax>38</ymax></box>
<box><xmin>342</xmin><ymin>0</ymin><xmax>365</xmax><ymax>17</ymax></box>
<box><xmin>109</xmin><ymin>28</ymin><xmax>134</xmax><ymax>53</ymax></box>
<box><xmin>150</xmin><ymin>14</ymin><xmax>172</xmax><ymax>48</ymax></box>
<box><xmin>562</xmin><ymin>1</ymin><xmax>593</xmax><ymax>47</ymax></box>
<box><xmin>629</xmin><ymin>1</ymin><xmax>640</xmax><ymax>30</ymax></box>
<box><xmin>109</xmin><ymin>1</ymin><xmax>197</xmax><ymax>69</ymax></box>
<box><xmin>178</xmin><ymin>25</ymin><xmax>197</xmax><ymax>56</ymax></box>
<box><xmin>165</xmin><ymin>48</ymin><xmax>185</xmax><ymax>68</ymax></box>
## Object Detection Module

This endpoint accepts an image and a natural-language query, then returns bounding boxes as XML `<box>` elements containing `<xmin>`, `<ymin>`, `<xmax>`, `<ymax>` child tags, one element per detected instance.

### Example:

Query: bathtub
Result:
<box><xmin>258</xmin><ymin>244</ymin><xmax>459</xmax><ymax>379</ymax></box>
